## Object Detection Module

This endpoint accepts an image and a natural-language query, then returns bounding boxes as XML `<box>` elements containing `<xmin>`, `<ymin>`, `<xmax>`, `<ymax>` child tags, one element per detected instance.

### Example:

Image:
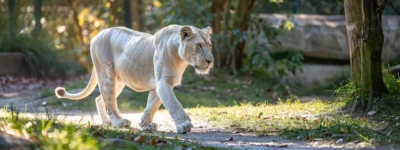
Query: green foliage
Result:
<box><xmin>0</xmin><ymin>108</ymin><xmax>215</xmax><ymax>149</ymax></box>
<box><xmin>334</xmin><ymin>67</ymin><xmax>400</xmax><ymax>110</ymax></box>
<box><xmin>383</xmin><ymin>68</ymin><xmax>400</xmax><ymax>94</ymax></box>
<box><xmin>0</xmin><ymin>32</ymin><xmax>68</xmax><ymax>78</ymax></box>
<box><xmin>0</xmin><ymin>109</ymin><xmax>100</xmax><ymax>150</ymax></box>
<box><xmin>147</xmin><ymin>0</ymin><xmax>213</xmax><ymax>31</ymax></box>
<box><xmin>246</xmin><ymin>17</ymin><xmax>303</xmax><ymax>77</ymax></box>
<box><xmin>258</xmin><ymin>0</ymin><xmax>345</xmax><ymax>15</ymax></box>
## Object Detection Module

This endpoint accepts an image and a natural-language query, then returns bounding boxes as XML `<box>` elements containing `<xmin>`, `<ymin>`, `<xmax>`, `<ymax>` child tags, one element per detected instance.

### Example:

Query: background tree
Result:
<box><xmin>33</xmin><ymin>0</ymin><xmax>42</xmax><ymax>35</ymax></box>
<box><xmin>132</xmin><ymin>0</ymin><xmax>144</xmax><ymax>31</ymax></box>
<box><xmin>7</xmin><ymin>0</ymin><xmax>16</xmax><ymax>36</ymax></box>
<box><xmin>344</xmin><ymin>0</ymin><xmax>388</xmax><ymax>110</ymax></box>
<box><xmin>124</xmin><ymin>0</ymin><xmax>132</xmax><ymax>29</ymax></box>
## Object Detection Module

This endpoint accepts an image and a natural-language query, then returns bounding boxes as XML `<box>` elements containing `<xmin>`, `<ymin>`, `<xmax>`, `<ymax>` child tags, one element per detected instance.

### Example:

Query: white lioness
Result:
<box><xmin>55</xmin><ymin>25</ymin><xmax>213</xmax><ymax>134</ymax></box>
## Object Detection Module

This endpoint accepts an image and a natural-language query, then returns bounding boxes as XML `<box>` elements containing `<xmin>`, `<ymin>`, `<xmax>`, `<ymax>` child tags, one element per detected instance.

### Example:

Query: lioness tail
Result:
<box><xmin>55</xmin><ymin>68</ymin><xmax>98</xmax><ymax>100</ymax></box>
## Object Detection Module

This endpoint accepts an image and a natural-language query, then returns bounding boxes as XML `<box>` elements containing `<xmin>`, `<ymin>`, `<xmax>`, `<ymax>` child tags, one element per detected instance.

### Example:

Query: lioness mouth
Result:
<box><xmin>194</xmin><ymin>65</ymin><xmax>208</xmax><ymax>70</ymax></box>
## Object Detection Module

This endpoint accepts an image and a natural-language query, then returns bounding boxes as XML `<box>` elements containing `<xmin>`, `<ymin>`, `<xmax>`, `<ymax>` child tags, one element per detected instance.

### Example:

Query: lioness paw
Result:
<box><xmin>102</xmin><ymin>121</ymin><xmax>112</xmax><ymax>126</ymax></box>
<box><xmin>112</xmin><ymin>119</ymin><xmax>131</xmax><ymax>128</ymax></box>
<box><xmin>176</xmin><ymin>121</ymin><xmax>193</xmax><ymax>134</ymax></box>
<box><xmin>140</xmin><ymin>122</ymin><xmax>158</xmax><ymax>132</ymax></box>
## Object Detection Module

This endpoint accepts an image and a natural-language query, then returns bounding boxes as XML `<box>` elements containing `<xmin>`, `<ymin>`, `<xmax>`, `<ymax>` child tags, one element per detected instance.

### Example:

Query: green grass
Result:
<box><xmin>34</xmin><ymin>67</ymin><xmax>400</xmax><ymax>146</ymax></box>
<box><xmin>189</xmin><ymin>98</ymin><xmax>400</xmax><ymax>145</ymax></box>
<box><xmin>0</xmin><ymin>108</ymin><xmax>216</xmax><ymax>150</ymax></box>
<box><xmin>42</xmin><ymin>68</ymin><xmax>286</xmax><ymax>112</ymax></box>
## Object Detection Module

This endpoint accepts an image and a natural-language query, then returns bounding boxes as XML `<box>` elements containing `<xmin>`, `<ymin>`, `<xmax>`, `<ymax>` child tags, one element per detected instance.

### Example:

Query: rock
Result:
<box><xmin>284</xmin><ymin>64</ymin><xmax>350</xmax><ymax>87</ymax></box>
<box><xmin>0</xmin><ymin>133</ymin><xmax>34</xmax><ymax>150</ymax></box>
<box><xmin>391</xmin><ymin>65</ymin><xmax>400</xmax><ymax>76</ymax></box>
<box><xmin>98</xmin><ymin>138</ymin><xmax>139</xmax><ymax>149</ymax></box>
<box><xmin>0</xmin><ymin>53</ymin><xmax>24</xmax><ymax>76</ymax></box>
<box><xmin>260</xmin><ymin>14</ymin><xmax>400</xmax><ymax>62</ymax></box>
<box><xmin>368</xmin><ymin>111</ymin><xmax>377</xmax><ymax>116</ymax></box>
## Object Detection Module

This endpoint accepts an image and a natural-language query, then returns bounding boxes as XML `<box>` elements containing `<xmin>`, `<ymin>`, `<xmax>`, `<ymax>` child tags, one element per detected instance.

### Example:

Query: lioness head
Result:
<box><xmin>178</xmin><ymin>26</ymin><xmax>214</xmax><ymax>74</ymax></box>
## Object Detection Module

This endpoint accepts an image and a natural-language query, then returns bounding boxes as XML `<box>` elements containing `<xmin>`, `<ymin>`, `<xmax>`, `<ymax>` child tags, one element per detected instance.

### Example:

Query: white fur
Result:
<box><xmin>55</xmin><ymin>25</ymin><xmax>213</xmax><ymax>133</ymax></box>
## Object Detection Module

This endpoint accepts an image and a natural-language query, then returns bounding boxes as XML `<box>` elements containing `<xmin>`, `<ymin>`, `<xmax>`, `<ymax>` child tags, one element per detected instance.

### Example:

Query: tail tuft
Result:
<box><xmin>55</xmin><ymin>87</ymin><xmax>66</xmax><ymax>98</ymax></box>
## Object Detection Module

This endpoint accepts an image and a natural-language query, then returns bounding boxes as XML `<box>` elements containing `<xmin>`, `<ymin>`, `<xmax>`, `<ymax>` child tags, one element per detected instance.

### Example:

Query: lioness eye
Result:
<box><xmin>197</xmin><ymin>44</ymin><xmax>202</xmax><ymax>49</ymax></box>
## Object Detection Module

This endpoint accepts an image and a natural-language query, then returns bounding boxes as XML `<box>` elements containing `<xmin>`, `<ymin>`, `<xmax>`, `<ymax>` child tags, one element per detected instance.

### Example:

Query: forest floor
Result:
<box><xmin>0</xmin><ymin>69</ymin><xmax>399</xmax><ymax>149</ymax></box>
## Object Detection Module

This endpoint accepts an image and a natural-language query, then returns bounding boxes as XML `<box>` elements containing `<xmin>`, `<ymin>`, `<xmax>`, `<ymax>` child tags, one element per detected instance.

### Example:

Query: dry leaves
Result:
<box><xmin>0</xmin><ymin>75</ymin><xmax>88</xmax><ymax>94</ymax></box>
<box><xmin>90</xmin><ymin>130</ymin><xmax>104</xmax><ymax>137</ymax></box>
<box><xmin>134</xmin><ymin>135</ymin><xmax>145</xmax><ymax>144</ymax></box>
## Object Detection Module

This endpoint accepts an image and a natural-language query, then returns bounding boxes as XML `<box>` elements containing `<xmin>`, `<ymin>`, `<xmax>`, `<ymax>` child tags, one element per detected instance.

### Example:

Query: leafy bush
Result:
<box><xmin>246</xmin><ymin>17</ymin><xmax>303</xmax><ymax>77</ymax></box>
<box><xmin>0</xmin><ymin>32</ymin><xmax>68</xmax><ymax>78</ymax></box>
<box><xmin>334</xmin><ymin>67</ymin><xmax>400</xmax><ymax>109</ymax></box>
<box><xmin>383</xmin><ymin>67</ymin><xmax>400</xmax><ymax>95</ymax></box>
<box><xmin>147</xmin><ymin>0</ymin><xmax>213</xmax><ymax>31</ymax></box>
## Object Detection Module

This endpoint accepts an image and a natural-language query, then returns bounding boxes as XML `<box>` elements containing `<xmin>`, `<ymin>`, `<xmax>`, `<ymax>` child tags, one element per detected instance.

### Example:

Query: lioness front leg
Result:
<box><xmin>140</xmin><ymin>90</ymin><xmax>162</xmax><ymax>131</ymax></box>
<box><xmin>156</xmin><ymin>81</ymin><xmax>192</xmax><ymax>134</ymax></box>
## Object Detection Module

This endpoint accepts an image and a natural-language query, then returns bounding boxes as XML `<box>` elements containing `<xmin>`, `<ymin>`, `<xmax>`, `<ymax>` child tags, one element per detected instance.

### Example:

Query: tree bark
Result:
<box><xmin>132</xmin><ymin>0</ymin><xmax>144</xmax><ymax>31</ymax></box>
<box><xmin>361</xmin><ymin>0</ymin><xmax>388</xmax><ymax>109</ymax></box>
<box><xmin>210</xmin><ymin>0</ymin><xmax>226</xmax><ymax>69</ymax></box>
<box><xmin>124</xmin><ymin>0</ymin><xmax>132</xmax><ymax>29</ymax></box>
<box><xmin>344</xmin><ymin>0</ymin><xmax>362</xmax><ymax>84</ymax></box>
<box><xmin>231</xmin><ymin>0</ymin><xmax>255</xmax><ymax>72</ymax></box>
<box><xmin>33</xmin><ymin>0</ymin><xmax>42</xmax><ymax>35</ymax></box>
<box><xmin>344</xmin><ymin>0</ymin><xmax>388</xmax><ymax>110</ymax></box>
<box><xmin>8</xmin><ymin>0</ymin><xmax>16</xmax><ymax>36</ymax></box>
<box><xmin>110</xmin><ymin>0</ymin><xmax>121</xmax><ymax>26</ymax></box>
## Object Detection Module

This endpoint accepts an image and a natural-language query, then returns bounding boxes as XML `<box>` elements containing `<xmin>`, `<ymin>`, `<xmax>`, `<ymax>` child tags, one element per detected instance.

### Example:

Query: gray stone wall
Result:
<box><xmin>261</xmin><ymin>14</ymin><xmax>400</xmax><ymax>62</ymax></box>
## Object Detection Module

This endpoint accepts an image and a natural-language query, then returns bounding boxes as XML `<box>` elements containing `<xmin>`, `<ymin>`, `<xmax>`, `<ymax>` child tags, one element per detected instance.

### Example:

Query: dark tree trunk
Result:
<box><xmin>124</xmin><ymin>0</ymin><xmax>132</xmax><ymax>29</ymax></box>
<box><xmin>361</xmin><ymin>0</ymin><xmax>388</xmax><ymax>109</ymax></box>
<box><xmin>232</xmin><ymin>0</ymin><xmax>255</xmax><ymax>72</ymax></box>
<box><xmin>8</xmin><ymin>0</ymin><xmax>16</xmax><ymax>36</ymax></box>
<box><xmin>210</xmin><ymin>0</ymin><xmax>226</xmax><ymax>69</ymax></box>
<box><xmin>132</xmin><ymin>0</ymin><xmax>144</xmax><ymax>31</ymax></box>
<box><xmin>344</xmin><ymin>0</ymin><xmax>388</xmax><ymax>110</ymax></box>
<box><xmin>34</xmin><ymin>0</ymin><xmax>42</xmax><ymax>35</ymax></box>
<box><xmin>110</xmin><ymin>0</ymin><xmax>121</xmax><ymax>26</ymax></box>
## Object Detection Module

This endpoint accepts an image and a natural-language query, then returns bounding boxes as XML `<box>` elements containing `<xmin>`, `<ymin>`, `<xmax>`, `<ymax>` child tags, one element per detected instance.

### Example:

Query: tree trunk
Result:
<box><xmin>210</xmin><ymin>0</ymin><xmax>226</xmax><ymax>69</ymax></box>
<box><xmin>33</xmin><ymin>0</ymin><xmax>42</xmax><ymax>35</ymax></box>
<box><xmin>132</xmin><ymin>0</ymin><xmax>143</xmax><ymax>31</ymax></box>
<box><xmin>67</xmin><ymin>0</ymin><xmax>92</xmax><ymax>71</ymax></box>
<box><xmin>361</xmin><ymin>0</ymin><xmax>388</xmax><ymax>109</ymax></box>
<box><xmin>344</xmin><ymin>0</ymin><xmax>388</xmax><ymax>110</ymax></box>
<box><xmin>231</xmin><ymin>0</ymin><xmax>255</xmax><ymax>72</ymax></box>
<box><xmin>220</xmin><ymin>0</ymin><xmax>231</xmax><ymax>69</ymax></box>
<box><xmin>124</xmin><ymin>0</ymin><xmax>132</xmax><ymax>29</ymax></box>
<box><xmin>110</xmin><ymin>0</ymin><xmax>121</xmax><ymax>26</ymax></box>
<box><xmin>344</xmin><ymin>0</ymin><xmax>362</xmax><ymax>84</ymax></box>
<box><xmin>8</xmin><ymin>0</ymin><xmax>16</xmax><ymax>36</ymax></box>
<box><xmin>211</xmin><ymin>0</ymin><xmax>224</xmax><ymax>34</ymax></box>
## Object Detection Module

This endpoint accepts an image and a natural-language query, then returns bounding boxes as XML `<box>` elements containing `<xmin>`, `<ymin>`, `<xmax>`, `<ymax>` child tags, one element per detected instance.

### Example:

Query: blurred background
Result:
<box><xmin>1</xmin><ymin>0</ymin><xmax>400</xmax><ymax>111</ymax></box>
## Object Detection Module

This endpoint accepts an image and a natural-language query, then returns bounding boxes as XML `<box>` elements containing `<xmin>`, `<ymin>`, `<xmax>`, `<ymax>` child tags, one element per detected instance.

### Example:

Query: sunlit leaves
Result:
<box><xmin>284</xmin><ymin>20</ymin><xmax>294</xmax><ymax>31</ymax></box>
<box><xmin>269</xmin><ymin>0</ymin><xmax>284</xmax><ymax>3</ymax></box>
<box><xmin>153</xmin><ymin>0</ymin><xmax>162</xmax><ymax>8</ymax></box>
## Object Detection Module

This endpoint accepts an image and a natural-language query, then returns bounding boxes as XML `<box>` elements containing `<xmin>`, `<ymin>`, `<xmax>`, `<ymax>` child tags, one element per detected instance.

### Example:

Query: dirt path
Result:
<box><xmin>53</xmin><ymin>111</ymin><xmax>369</xmax><ymax>150</ymax></box>
<box><xmin>0</xmin><ymin>92</ymin><xmax>373</xmax><ymax>149</ymax></box>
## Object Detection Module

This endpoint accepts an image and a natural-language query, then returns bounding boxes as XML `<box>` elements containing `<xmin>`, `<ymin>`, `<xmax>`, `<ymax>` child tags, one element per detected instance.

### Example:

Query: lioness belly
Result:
<box><xmin>115</xmin><ymin>56</ymin><xmax>156</xmax><ymax>92</ymax></box>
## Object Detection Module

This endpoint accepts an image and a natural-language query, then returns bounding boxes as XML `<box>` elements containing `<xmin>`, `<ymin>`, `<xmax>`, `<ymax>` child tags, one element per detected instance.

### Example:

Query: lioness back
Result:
<box><xmin>91</xmin><ymin>27</ymin><xmax>157</xmax><ymax>92</ymax></box>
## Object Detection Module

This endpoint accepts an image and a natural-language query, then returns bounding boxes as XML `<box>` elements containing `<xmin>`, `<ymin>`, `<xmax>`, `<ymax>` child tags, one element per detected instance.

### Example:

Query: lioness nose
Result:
<box><xmin>205</xmin><ymin>58</ymin><xmax>213</xmax><ymax>64</ymax></box>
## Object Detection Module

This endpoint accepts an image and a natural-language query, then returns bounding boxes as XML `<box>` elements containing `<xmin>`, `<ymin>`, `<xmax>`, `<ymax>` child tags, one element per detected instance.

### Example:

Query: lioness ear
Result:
<box><xmin>180</xmin><ymin>26</ymin><xmax>193</xmax><ymax>40</ymax></box>
<box><xmin>202</xmin><ymin>26</ymin><xmax>212</xmax><ymax>35</ymax></box>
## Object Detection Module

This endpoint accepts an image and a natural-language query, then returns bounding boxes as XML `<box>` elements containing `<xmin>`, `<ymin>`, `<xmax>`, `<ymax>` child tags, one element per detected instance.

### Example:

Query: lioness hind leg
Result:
<box><xmin>96</xmin><ymin>68</ymin><xmax>131</xmax><ymax>128</ymax></box>
<box><xmin>95</xmin><ymin>95</ymin><xmax>111</xmax><ymax>125</ymax></box>
<box><xmin>140</xmin><ymin>90</ymin><xmax>162</xmax><ymax>131</ymax></box>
